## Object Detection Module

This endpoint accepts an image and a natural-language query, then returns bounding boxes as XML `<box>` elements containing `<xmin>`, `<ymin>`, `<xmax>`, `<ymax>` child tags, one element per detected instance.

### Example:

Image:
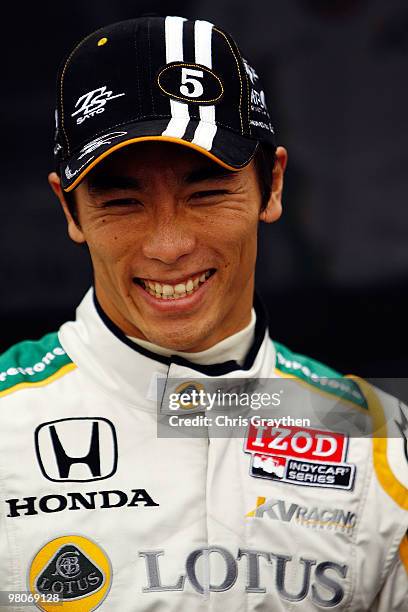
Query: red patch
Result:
<box><xmin>245</xmin><ymin>425</ymin><xmax>347</xmax><ymax>463</ymax></box>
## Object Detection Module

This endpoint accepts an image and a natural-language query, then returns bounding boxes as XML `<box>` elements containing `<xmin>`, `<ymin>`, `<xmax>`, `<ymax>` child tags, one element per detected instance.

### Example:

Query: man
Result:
<box><xmin>0</xmin><ymin>15</ymin><xmax>407</xmax><ymax>611</ymax></box>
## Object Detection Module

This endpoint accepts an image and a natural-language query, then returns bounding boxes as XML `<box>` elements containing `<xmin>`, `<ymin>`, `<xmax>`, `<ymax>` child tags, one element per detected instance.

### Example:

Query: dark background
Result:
<box><xmin>1</xmin><ymin>0</ymin><xmax>407</xmax><ymax>376</ymax></box>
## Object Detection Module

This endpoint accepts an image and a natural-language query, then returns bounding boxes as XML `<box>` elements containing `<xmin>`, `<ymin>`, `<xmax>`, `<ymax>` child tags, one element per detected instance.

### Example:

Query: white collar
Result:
<box><xmin>59</xmin><ymin>289</ymin><xmax>276</xmax><ymax>411</ymax></box>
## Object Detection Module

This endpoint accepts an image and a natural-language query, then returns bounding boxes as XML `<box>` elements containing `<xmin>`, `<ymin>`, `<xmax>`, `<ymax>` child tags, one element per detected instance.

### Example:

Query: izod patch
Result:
<box><xmin>157</xmin><ymin>62</ymin><xmax>224</xmax><ymax>104</ymax></box>
<box><xmin>245</xmin><ymin>424</ymin><xmax>356</xmax><ymax>490</ymax></box>
<box><xmin>28</xmin><ymin>535</ymin><xmax>111</xmax><ymax>611</ymax></box>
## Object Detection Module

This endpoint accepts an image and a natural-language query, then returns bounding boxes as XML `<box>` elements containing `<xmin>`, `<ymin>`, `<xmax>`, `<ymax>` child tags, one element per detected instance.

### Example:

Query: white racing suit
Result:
<box><xmin>0</xmin><ymin>289</ymin><xmax>407</xmax><ymax>611</ymax></box>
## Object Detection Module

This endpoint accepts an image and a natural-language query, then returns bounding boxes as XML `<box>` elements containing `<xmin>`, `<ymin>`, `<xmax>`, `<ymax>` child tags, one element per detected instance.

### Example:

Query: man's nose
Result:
<box><xmin>141</xmin><ymin>209</ymin><xmax>197</xmax><ymax>264</ymax></box>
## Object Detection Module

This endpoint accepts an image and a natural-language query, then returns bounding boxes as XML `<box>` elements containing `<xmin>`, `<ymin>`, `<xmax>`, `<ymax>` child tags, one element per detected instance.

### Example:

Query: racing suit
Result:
<box><xmin>0</xmin><ymin>289</ymin><xmax>407</xmax><ymax>611</ymax></box>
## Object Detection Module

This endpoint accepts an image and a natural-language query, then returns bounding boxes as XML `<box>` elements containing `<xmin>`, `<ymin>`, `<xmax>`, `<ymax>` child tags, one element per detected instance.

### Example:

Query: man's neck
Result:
<box><xmin>128</xmin><ymin>308</ymin><xmax>256</xmax><ymax>367</ymax></box>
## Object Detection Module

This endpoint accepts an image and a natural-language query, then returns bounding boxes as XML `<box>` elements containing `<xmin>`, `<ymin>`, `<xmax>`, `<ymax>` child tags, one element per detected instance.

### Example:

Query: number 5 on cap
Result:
<box><xmin>180</xmin><ymin>68</ymin><xmax>204</xmax><ymax>98</ymax></box>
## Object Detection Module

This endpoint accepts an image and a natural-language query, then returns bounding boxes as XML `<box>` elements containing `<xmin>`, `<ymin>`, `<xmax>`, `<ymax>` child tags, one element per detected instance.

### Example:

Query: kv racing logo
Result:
<box><xmin>71</xmin><ymin>85</ymin><xmax>125</xmax><ymax>124</ymax></box>
<box><xmin>246</xmin><ymin>496</ymin><xmax>357</xmax><ymax>534</ymax></box>
<box><xmin>245</xmin><ymin>424</ymin><xmax>356</xmax><ymax>490</ymax></box>
<box><xmin>35</xmin><ymin>417</ymin><xmax>118</xmax><ymax>482</ymax></box>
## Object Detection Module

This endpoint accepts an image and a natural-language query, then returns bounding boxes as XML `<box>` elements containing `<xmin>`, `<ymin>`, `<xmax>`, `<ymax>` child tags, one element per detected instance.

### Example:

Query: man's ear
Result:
<box><xmin>259</xmin><ymin>146</ymin><xmax>288</xmax><ymax>224</ymax></box>
<box><xmin>48</xmin><ymin>172</ymin><xmax>86</xmax><ymax>244</ymax></box>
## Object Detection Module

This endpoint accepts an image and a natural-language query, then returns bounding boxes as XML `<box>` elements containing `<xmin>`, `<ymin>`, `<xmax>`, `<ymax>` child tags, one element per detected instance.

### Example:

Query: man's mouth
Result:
<box><xmin>134</xmin><ymin>269</ymin><xmax>216</xmax><ymax>300</ymax></box>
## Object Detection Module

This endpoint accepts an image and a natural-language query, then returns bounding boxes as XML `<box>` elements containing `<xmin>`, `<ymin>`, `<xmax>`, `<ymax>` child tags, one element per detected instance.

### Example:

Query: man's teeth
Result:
<box><xmin>140</xmin><ymin>271</ymin><xmax>212</xmax><ymax>299</ymax></box>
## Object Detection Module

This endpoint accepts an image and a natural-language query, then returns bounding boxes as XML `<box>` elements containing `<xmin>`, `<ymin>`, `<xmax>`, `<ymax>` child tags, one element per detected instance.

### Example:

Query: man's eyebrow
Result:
<box><xmin>184</xmin><ymin>166</ymin><xmax>238</xmax><ymax>184</ymax></box>
<box><xmin>87</xmin><ymin>175</ymin><xmax>142</xmax><ymax>194</ymax></box>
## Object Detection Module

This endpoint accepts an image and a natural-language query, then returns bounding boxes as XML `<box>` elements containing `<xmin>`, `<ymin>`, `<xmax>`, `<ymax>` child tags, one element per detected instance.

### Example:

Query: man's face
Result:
<box><xmin>51</xmin><ymin>142</ymin><xmax>285</xmax><ymax>351</ymax></box>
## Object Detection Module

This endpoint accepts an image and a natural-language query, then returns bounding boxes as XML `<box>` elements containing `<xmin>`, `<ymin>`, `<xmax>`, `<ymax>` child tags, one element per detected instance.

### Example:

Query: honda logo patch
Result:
<box><xmin>35</xmin><ymin>417</ymin><xmax>118</xmax><ymax>482</ymax></box>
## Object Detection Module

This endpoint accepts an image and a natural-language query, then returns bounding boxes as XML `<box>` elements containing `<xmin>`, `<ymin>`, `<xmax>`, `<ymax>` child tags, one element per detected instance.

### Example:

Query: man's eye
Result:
<box><xmin>190</xmin><ymin>190</ymin><xmax>230</xmax><ymax>199</ymax></box>
<box><xmin>101</xmin><ymin>198</ymin><xmax>142</xmax><ymax>208</ymax></box>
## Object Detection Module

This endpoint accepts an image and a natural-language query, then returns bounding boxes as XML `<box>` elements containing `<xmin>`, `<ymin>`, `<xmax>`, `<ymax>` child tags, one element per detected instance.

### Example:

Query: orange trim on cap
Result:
<box><xmin>64</xmin><ymin>136</ymin><xmax>242</xmax><ymax>192</ymax></box>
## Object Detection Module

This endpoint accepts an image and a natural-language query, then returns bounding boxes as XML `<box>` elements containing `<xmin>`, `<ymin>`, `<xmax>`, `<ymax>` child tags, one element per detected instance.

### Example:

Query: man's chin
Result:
<box><xmin>142</xmin><ymin>331</ymin><xmax>210</xmax><ymax>353</ymax></box>
<box><xmin>138</xmin><ymin>316</ymin><xmax>217</xmax><ymax>353</ymax></box>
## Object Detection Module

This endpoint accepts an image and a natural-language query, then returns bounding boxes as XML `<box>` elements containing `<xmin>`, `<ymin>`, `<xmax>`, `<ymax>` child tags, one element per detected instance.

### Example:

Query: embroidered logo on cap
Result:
<box><xmin>157</xmin><ymin>62</ymin><xmax>224</xmax><ymax>104</ymax></box>
<box><xmin>71</xmin><ymin>85</ymin><xmax>125</xmax><ymax>125</ymax></box>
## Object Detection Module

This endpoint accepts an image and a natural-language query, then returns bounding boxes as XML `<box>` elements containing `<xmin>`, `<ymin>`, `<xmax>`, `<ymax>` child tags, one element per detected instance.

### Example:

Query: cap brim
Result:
<box><xmin>60</xmin><ymin>119</ymin><xmax>258</xmax><ymax>192</ymax></box>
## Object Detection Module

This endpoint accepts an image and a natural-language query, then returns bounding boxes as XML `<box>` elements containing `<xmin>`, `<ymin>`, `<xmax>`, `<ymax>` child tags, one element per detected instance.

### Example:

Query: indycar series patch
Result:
<box><xmin>245</xmin><ymin>424</ymin><xmax>356</xmax><ymax>490</ymax></box>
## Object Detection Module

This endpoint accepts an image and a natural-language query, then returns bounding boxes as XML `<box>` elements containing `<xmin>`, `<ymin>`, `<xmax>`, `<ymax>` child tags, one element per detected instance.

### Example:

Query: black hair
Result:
<box><xmin>62</xmin><ymin>143</ymin><xmax>276</xmax><ymax>222</ymax></box>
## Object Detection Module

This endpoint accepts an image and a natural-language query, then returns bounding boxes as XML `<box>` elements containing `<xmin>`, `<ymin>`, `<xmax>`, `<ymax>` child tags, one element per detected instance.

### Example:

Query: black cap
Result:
<box><xmin>54</xmin><ymin>16</ymin><xmax>276</xmax><ymax>192</ymax></box>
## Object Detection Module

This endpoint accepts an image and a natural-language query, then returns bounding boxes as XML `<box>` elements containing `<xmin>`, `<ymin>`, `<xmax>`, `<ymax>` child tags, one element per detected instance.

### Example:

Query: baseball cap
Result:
<box><xmin>54</xmin><ymin>16</ymin><xmax>276</xmax><ymax>192</ymax></box>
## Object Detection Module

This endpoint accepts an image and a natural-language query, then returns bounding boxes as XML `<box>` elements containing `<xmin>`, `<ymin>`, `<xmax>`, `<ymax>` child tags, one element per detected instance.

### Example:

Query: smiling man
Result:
<box><xmin>0</xmin><ymin>15</ymin><xmax>407</xmax><ymax>612</ymax></box>
<box><xmin>50</xmin><ymin>141</ymin><xmax>285</xmax><ymax>353</ymax></box>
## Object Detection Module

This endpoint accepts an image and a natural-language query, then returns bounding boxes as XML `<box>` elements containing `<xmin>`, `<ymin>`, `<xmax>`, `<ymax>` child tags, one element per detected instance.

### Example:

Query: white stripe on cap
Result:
<box><xmin>162</xmin><ymin>16</ymin><xmax>190</xmax><ymax>139</ymax></box>
<box><xmin>192</xmin><ymin>20</ymin><xmax>217</xmax><ymax>151</ymax></box>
